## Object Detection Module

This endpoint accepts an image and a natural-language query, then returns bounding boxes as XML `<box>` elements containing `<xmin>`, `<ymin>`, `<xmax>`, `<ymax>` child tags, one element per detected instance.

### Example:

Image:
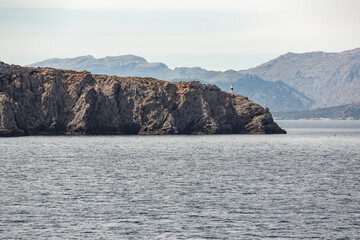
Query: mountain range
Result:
<box><xmin>27</xmin><ymin>55</ymin><xmax>312</xmax><ymax>112</ymax></box>
<box><xmin>28</xmin><ymin>48</ymin><xmax>360</xmax><ymax>112</ymax></box>
<box><xmin>273</xmin><ymin>102</ymin><xmax>360</xmax><ymax>120</ymax></box>
<box><xmin>241</xmin><ymin>48</ymin><xmax>360</xmax><ymax>109</ymax></box>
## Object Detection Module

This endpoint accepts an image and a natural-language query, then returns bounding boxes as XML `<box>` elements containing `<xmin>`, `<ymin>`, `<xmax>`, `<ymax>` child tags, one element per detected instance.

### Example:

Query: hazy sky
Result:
<box><xmin>1</xmin><ymin>0</ymin><xmax>359</xmax><ymax>70</ymax></box>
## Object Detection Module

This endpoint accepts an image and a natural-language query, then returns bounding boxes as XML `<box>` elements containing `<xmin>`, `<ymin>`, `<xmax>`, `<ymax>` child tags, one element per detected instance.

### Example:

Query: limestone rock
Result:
<box><xmin>0</xmin><ymin>93</ymin><xmax>24</xmax><ymax>136</ymax></box>
<box><xmin>0</xmin><ymin>63</ymin><xmax>286</xmax><ymax>136</ymax></box>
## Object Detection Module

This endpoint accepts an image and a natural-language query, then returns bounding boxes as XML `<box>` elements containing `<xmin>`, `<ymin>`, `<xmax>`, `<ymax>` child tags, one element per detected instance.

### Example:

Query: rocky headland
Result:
<box><xmin>0</xmin><ymin>62</ymin><xmax>286</xmax><ymax>136</ymax></box>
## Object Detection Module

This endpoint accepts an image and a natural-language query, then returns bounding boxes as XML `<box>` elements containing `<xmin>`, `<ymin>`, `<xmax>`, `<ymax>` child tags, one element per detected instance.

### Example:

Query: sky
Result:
<box><xmin>0</xmin><ymin>0</ymin><xmax>359</xmax><ymax>70</ymax></box>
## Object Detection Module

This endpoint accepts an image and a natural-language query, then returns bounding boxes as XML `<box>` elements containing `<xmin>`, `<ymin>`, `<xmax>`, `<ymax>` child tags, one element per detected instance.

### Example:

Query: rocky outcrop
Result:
<box><xmin>0</xmin><ymin>63</ymin><xmax>285</xmax><ymax>136</ymax></box>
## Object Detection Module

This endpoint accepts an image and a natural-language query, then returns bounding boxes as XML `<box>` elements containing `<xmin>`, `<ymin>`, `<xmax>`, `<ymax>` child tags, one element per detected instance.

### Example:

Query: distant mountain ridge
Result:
<box><xmin>30</xmin><ymin>55</ymin><xmax>172</xmax><ymax>79</ymax></box>
<box><xmin>29</xmin><ymin>48</ymin><xmax>360</xmax><ymax>112</ymax></box>
<box><xmin>28</xmin><ymin>55</ymin><xmax>313</xmax><ymax>112</ymax></box>
<box><xmin>241</xmin><ymin>48</ymin><xmax>360</xmax><ymax>108</ymax></box>
<box><xmin>273</xmin><ymin>102</ymin><xmax>360</xmax><ymax>120</ymax></box>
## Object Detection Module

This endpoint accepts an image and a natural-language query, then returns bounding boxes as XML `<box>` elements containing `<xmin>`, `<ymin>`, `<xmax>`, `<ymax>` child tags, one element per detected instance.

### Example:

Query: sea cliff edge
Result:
<box><xmin>0</xmin><ymin>63</ymin><xmax>286</xmax><ymax>136</ymax></box>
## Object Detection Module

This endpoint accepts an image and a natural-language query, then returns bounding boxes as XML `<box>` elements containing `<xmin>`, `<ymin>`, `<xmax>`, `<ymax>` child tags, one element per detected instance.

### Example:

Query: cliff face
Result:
<box><xmin>0</xmin><ymin>63</ymin><xmax>285</xmax><ymax>136</ymax></box>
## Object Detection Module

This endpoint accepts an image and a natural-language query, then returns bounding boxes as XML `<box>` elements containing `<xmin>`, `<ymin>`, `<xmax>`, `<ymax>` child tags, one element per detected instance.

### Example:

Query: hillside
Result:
<box><xmin>0</xmin><ymin>62</ymin><xmax>286</xmax><ymax>136</ymax></box>
<box><xmin>273</xmin><ymin>103</ymin><xmax>360</xmax><ymax>120</ymax></box>
<box><xmin>241</xmin><ymin>48</ymin><xmax>360</xmax><ymax>108</ymax></box>
<box><xmin>28</xmin><ymin>56</ymin><xmax>312</xmax><ymax>112</ymax></box>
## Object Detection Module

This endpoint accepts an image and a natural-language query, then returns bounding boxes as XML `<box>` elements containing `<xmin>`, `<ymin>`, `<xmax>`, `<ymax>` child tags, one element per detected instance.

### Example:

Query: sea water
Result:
<box><xmin>0</xmin><ymin>120</ymin><xmax>359</xmax><ymax>239</ymax></box>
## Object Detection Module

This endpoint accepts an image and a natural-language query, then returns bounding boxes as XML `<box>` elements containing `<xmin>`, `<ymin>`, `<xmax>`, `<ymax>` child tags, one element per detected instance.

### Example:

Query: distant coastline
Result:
<box><xmin>273</xmin><ymin>102</ymin><xmax>360</xmax><ymax>120</ymax></box>
<box><xmin>274</xmin><ymin>118</ymin><xmax>359</xmax><ymax>121</ymax></box>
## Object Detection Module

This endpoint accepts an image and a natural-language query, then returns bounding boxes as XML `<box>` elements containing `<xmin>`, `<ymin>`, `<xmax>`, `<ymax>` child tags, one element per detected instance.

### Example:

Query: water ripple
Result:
<box><xmin>0</xmin><ymin>120</ymin><xmax>359</xmax><ymax>239</ymax></box>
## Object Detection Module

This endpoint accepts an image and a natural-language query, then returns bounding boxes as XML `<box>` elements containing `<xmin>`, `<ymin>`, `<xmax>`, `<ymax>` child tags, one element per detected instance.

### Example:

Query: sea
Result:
<box><xmin>0</xmin><ymin>120</ymin><xmax>359</xmax><ymax>239</ymax></box>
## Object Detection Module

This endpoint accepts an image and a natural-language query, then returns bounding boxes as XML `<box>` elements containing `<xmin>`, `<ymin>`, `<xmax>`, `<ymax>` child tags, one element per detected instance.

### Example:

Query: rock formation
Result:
<box><xmin>0</xmin><ymin>62</ymin><xmax>286</xmax><ymax>136</ymax></box>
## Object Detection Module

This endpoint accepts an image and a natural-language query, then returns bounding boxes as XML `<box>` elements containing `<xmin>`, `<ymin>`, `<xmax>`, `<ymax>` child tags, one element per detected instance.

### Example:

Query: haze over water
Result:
<box><xmin>1</xmin><ymin>120</ymin><xmax>359</xmax><ymax>239</ymax></box>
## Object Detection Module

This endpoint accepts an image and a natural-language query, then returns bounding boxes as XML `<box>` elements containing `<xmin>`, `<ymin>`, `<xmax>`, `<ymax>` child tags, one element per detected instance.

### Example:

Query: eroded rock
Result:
<box><xmin>0</xmin><ymin>63</ymin><xmax>286</xmax><ymax>136</ymax></box>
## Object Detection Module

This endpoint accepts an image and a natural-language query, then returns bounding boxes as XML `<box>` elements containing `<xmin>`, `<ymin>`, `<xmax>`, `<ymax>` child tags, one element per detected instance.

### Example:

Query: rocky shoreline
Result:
<box><xmin>0</xmin><ymin>63</ymin><xmax>286</xmax><ymax>136</ymax></box>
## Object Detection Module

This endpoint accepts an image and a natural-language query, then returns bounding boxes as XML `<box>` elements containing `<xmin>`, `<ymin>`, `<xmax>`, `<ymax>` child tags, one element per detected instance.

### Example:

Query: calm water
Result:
<box><xmin>1</xmin><ymin>120</ymin><xmax>359</xmax><ymax>239</ymax></box>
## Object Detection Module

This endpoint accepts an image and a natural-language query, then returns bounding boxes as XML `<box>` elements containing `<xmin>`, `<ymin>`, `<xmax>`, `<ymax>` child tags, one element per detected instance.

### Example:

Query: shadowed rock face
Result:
<box><xmin>0</xmin><ymin>63</ymin><xmax>286</xmax><ymax>136</ymax></box>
